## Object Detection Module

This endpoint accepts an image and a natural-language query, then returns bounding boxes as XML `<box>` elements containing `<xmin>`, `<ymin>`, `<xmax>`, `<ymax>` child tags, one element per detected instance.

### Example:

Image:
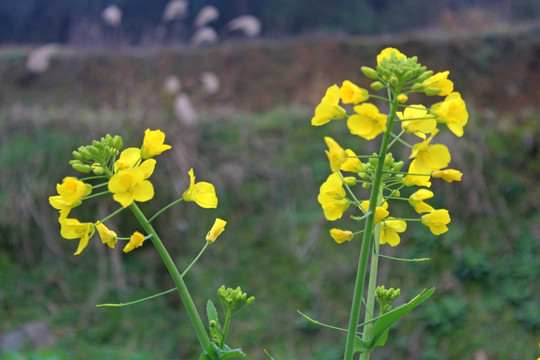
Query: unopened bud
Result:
<box><xmin>397</xmin><ymin>94</ymin><xmax>408</xmax><ymax>103</ymax></box>
<box><xmin>370</xmin><ymin>81</ymin><xmax>384</xmax><ymax>91</ymax></box>
<box><xmin>344</xmin><ymin>177</ymin><xmax>357</xmax><ymax>186</ymax></box>
<box><xmin>416</xmin><ymin>70</ymin><xmax>433</xmax><ymax>83</ymax></box>
<box><xmin>361</xmin><ymin>66</ymin><xmax>379</xmax><ymax>80</ymax></box>
<box><xmin>72</xmin><ymin>163</ymin><xmax>92</xmax><ymax>173</ymax></box>
<box><xmin>389</xmin><ymin>76</ymin><xmax>399</xmax><ymax>88</ymax></box>
<box><xmin>425</xmin><ymin>87</ymin><xmax>442</xmax><ymax>96</ymax></box>
<box><xmin>393</xmin><ymin>161</ymin><xmax>404</xmax><ymax>171</ymax></box>
<box><xmin>246</xmin><ymin>296</ymin><xmax>255</xmax><ymax>307</ymax></box>
<box><xmin>362</xmin><ymin>182</ymin><xmax>371</xmax><ymax>189</ymax></box>
<box><xmin>113</xmin><ymin>135</ymin><xmax>123</xmax><ymax>150</ymax></box>
<box><xmin>72</xmin><ymin>151</ymin><xmax>83</xmax><ymax>161</ymax></box>
<box><xmin>411</xmin><ymin>83</ymin><xmax>424</xmax><ymax>92</ymax></box>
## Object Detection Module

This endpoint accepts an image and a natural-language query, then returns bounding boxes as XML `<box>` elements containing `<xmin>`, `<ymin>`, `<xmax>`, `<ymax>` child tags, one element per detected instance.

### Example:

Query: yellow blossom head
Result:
<box><xmin>403</xmin><ymin>159</ymin><xmax>431</xmax><ymax>187</ymax></box>
<box><xmin>324</xmin><ymin>137</ymin><xmax>348</xmax><ymax>173</ymax></box>
<box><xmin>410</xmin><ymin>130</ymin><xmax>451</xmax><ymax>172</ymax></box>
<box><xmin>359</xmin><ymin>200</ymin><xmax>389</xmax><ymax>224</ymax></box>
<box><xmin>380</xmin><ymin>218</ymin><xmax>407</xmax><ymax>247</ymax></box>
<box><xmin>422</xmin><ymin>71</ymin><xmax>454</xmax><ymax>96</ymax></box>
<box><xmin>432</xmin><ymin>169</ymin><xmax>463</xmax><ymax>182</ymax></box>
<box><xmin>377</xmin><ymin>48</ymin><xmax>407</xmax><ymax>65</ymax></box>
<box><xmin>398</xmin><ymin>105</ymin><xmax>437</xmax><ymax>136</ymax></box>
<box><xmin>347</xmin><ymin>103</ymin><xmax>387</xmax><ymax>140</ymax></box>
<box><xmin>49</xmin><ymin>177</ymin><xmax>92</xmax><ymax>210</ymax></box>
<box><xmin>340</xmin><ymin>80</ymin><xmax>369</xmax><ymax>104</ymax></box>
<box><xmin>421</xmin><ymin>209</ymin><xmax>451</xmax><ymax>235</ymax></box>
<box><xmin>183</xmin><ymin>169</ymin><xmax>218</xmax><ymax>209</ymax></box>
<box><xmin>317</xmin><ymin>172</ymin><xmax>348</xmax><ymax>221</ymax></box>
<box><xmin>330</xmin><ymin>229</ymin><xmax>353</xmax><ymax>244</ymax></box>
<box><xmin>430</xmin><ymin>92</ymin><xmax>468</xmax><ymax>137</ymax></box>
<box><xmin>59</xmin><ymin>217</ymin><xmax>96</xmax><ymax>255</ymax></box>
<box><xmin>340</xmin><ymin>149</ymin><xmax>364</xmax><ymax>173</ymax></box>
<box><xmin>311</xmin><ymin>85</ymin><xmax>346</xmax><ymax>126</ymax></box>
<box><xmin>108</xmin><ymin>167</ymin><xmax>155</xmax><ymax>208</ymax></box>
<box><xmin>206</xmin><ymin>218</ymin><xmax>227</xmax><ymax>243</ymax></box>
<box><xmin>409</xmin><ymin>189</ymin><xmax>434</xmax><ymax>214</ymax></box>
<box><xmin>96</xmin><ymin>222</ymin><xmax>118</xmax><ymax>248</ymax></box>
<box><xmin>141</xmin><ymin>129</ymin><xmax>172</xmax><ymax>159</ymax></box>
<box><xmin>123</xmin><ymin>231</ymin><xmax>146</xmax><ymax>253</ymax></box>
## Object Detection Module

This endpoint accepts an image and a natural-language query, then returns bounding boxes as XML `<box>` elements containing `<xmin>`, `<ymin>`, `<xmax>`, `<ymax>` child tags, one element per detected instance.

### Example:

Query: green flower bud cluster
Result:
<box><xmin>359</xmin><ymin>153</ymin><xmax>404</xmax><ymax>188</ymax></box>
<box><xmin>362</xmin><ymin>53</ymin><xmax>434</xmax><ymax>91</ymax></box>
<box><xmin>70</xmin><ymin>134</ymin><xmax>123</xmax><ymax>174</ymax></box>
<box><xmin>217</xmin><ymin>285</ymin><xmax>255</xmax><ymax>313</ymax></box>
<box><xmin>375</xmin><ymin>285</ymin><xmax>401</xmax><ymax>315</ymax></box>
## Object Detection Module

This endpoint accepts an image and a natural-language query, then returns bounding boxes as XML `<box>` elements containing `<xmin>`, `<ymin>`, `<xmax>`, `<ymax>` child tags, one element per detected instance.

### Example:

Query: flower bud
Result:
<box><xmin>389</xmin><ymin>76</ymin><xmax>399</xmax><ymax>88</ymax></box>
<box><xmin>72</xmin><ymin>163</ymin><xmax>92</xmax><ymax>173</ymax></box>
<box><xmin>411</xmin><ymin>83</ymin><xmax>424</xmax><ymax>92</ymax></box>
<box><xmin>72</xmin><ymin>151</ymin><xmax>83</xmax><ymax>161</ymax></box>
<box><xmin>344</xmin><ymin>177</ymin><xmax>357</xmax><ymax>186</ymax></box>
<box><xmin>416</xmin><ymin>70</ymin><xmax>434</xmax><ymax>83</ymax></box>
<box><xmin>393</xmin><ymin>161</ymin><xmax>404</xmax><ymax>171</ymax></box>
<box><xmin>113</xmin><ymin>135</ymin><xmax>123</xmax><ymax>150</ymax></box>
<box><xmin>370</xmin><ymin>81</ymin><xmax>384</xmax><ymax>91</ymax></box>
<box><xmin>397</xmin><ymin>94</ymin><xmax>408</xmax><ymax>103</ymax></box>
<box><xmin>92</xmin><ymin>165</ymin><xmax>104</xmax><ymax>175</ymax></box>
<box><xmin>245</xmin><ymin>296</ymin><xmax>255</xmax><ymax>307</ymax></box>
<box><xmin>425</xmin><ymin>87</ymin><xmax>442</xmax><ymax>96</ymax></box>
<box><xmin>377</xmin><ymin>65</ymin><xmax>391</xmax><ymax>78</ymax></box>
<box><xmin>384</xmin><ymin>153</ymin><xmax>394</xmax><ymax>166</ymax></box>
<box><xmin>79</xmin><ymin>147</ymin><xmax>94</xmax><ymax>160</ymax></box>
<box><xmin>361</xmin><ymin>66</ymin><xmax>379</xmax><ymax>80</ymax></box>
<box><xmin>362</xmin><ymin>182</ymin><xmax>371</xmax><ymax>189</ymax></box>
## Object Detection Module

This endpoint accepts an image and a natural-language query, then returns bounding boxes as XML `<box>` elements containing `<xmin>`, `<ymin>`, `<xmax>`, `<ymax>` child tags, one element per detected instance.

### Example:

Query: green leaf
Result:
<box><xmin>366</xmin><ymin>287</ymin><xmax>435</xmax><ymax>350</ymax></box>
<box><xmin>207</xmin><ymin>300</ymin><xmax>223</xmax><ymax>342</ymax></box>
<box><xmin>201</xmin><ymin>343</ymin><xmax>246</xmax><ymax>360</ymax></box>
<box><xmin>353</xmin><ymin>336</ymin><xmax>366</xmax><ymax>354</ymax></box>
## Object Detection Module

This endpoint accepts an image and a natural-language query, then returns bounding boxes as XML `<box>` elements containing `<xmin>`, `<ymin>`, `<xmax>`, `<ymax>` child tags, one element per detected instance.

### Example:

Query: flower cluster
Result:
<box><xmin>313</xmin><ymin>47</ymin><xmax>468</xmax><ymax>247</ymax></box>
<box><xmin>49</xmin><ymin>129</ymin><xmax>223</xmax><ymax>255</ymax></box>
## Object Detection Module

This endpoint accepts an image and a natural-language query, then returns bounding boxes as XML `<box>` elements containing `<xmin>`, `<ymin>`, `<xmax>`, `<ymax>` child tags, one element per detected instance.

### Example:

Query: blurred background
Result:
<box><xmin>1</xmin><ymin>0</ymin><xmax>540</xmax><ymax>359</ymax></box>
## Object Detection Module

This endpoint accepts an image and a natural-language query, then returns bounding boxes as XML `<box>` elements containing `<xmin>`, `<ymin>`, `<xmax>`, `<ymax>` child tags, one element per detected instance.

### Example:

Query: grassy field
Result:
<box><xmin>1</xmin><ymin>31</ymin><xmax>539</xmax><ymax>359</ymax></box>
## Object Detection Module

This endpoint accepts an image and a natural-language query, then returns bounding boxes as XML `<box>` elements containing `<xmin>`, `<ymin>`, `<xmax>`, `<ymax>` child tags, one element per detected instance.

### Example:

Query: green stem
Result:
<box><xmin>343</xmin><ymin>92</ymin><xmax>399</xmax><ymax>360</ymax></box>
<box><xmin>379</xmin><ymin>254</ymin><xmax>430</xmax><ymax>262</ymax></box>
<box><xmin>220</xmin><ymin>309</ymin><xmax>232</xmax><ymax>349</ymax></box>
<box><xmin>182</xmin><ymin>242</ymin><xmax>209</xmax><ymax>277</ymax></box>
<box><xmin>96</xmin><ymin>287</ymin><xmax>177</xmax><ymax>307</ymax></box>
<box><xmin>129</xmin><ymin>203</ymin><xmax>210</xmax><ymax>351</ymax></box>
<box><xmin>148</xmin><ymin>197</ymin><xmax>184</xmax><ymax>223</ymax></box>
<box><xmin>82</xmin><ymin>190</ymin><xmax>110</xmax><ymax>200</ymax></box>
<box><xmin>97</xmin><ymin>206</ymin><xmax>125</xmax><ymax>224</ymax></box>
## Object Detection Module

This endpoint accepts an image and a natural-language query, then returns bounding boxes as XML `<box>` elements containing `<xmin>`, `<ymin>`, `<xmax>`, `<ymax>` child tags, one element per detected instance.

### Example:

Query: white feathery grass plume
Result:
<box><xmin>200</xmin><ymin>72</ymin><xmax>220</xmax><ymax>95</ymax></box>
<box><xmin>164</xmin><ymin>75</ymin><xmax>182</xmax><ymax>94</ymax></box>
<box><xmin>163</xmin><ymin>0</ymin><xmax>189</xmax><ymax>22</ymax></box>
<box><xmin>194</xmin><ymin>5</ymin><xmax>219</xmax><ymax>28</ymax></box>
<box><xmin>101</xmin><ymin>5</ymin><xmax>122</xmax><ymax>27</ymax></box>
<box><xmin>190</xmin><ymin>26</ymin><xmax>218</xmax><ymax>47</ymax></box>
<box><xmin>174</xmin><ymin>93</ymin><xmax>198</xmax><ymax>126</ymax></box>
<box><xmin>26</xmin><ymin>44</ymin><xmax>59</xmax><ymax>74</ymax></box>
<box><xmin>225</xmin><ymin>15</ymin><xmax>262</xmax><ymax>37</ymax></box>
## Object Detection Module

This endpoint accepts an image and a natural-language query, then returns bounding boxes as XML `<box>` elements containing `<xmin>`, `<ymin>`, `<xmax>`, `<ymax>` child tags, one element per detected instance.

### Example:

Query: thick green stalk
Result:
<box><xmin>129</xmin><ymin>203</ymin><xmax>211</xmax><ymax>351</ymax></box>
<box><xmin>343</xmin><ymin>96</ymin><xmax>399</xmax><ymax>360</ymax></box>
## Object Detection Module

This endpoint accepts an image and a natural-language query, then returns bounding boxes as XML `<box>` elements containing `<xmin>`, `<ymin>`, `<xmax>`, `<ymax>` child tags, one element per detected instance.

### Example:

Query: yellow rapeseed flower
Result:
<box><xmin>114</xmin><ymin>147</ymin><xmax>157</xmax><ymax>175</ymax></box>
<box><xmin>206</xmin><ymin>218</ymin><xmax>227</xmax><ymax>243</ymax></box>
<box><xmin>317</xmin><ymin>172</ymin><xmax>348</xmax><ymax>221</ymax></box>
<box><xmin>347</xmin><ymin>103</ymin><xmax>387</xmax><ymax>140</ymax></box>
<box><xmin>432</xmin><ymin>169</ymin><xmax>463</xmax><ymax>182</ymax></box>
<box><xmin>141</xmin><ymin>129</ymin><xmax>172</xmax><ymax>159</ymax></box>
<box><xmin>330</xmin><ymin>228</ymin><xmax>353</xmax><ymax>244</ymax></box>
<box><xmin>340</xmin><ymin>149</ymin><xmax>364</xmax><ymax>173</ymax></box>
<box><xmin>421</xmin><ymin>209</ymin><xmax>451</xmax><ymax>235</ymax></box>
<box><xmin>380</xmin><ymin>218</ymin><xmax>407</xmax><ymax>247</ymax></box>
<box><xmin>410</xmin><ymin>130</ymin><xmax>451</xmax><ymax>172</ymax></box>
<box><xmin>398</xmin><ymin>105</ymin><xmax>437</xmax><ymax>136</ymax></box>
<box><xmin>376</xmin><ymin>47</ymin><xmax>406</xmax><ymax>65</ymax></box>
<box><xmin>183</xmin><ymin>169</ymin><xmax>218</xmax><ymax>208</ymax></box>
<box><xmin>108</xmin><ymin>167</ymin><xmax>155</xmax><ymax>208</ymax></box>
<box><xmin>359</xmin><ymin>200</ymin><xmax>389</xmax><ymax>224</ymax></box>
<box><xmin>311</xmin><ymin>85</ymin><xmax>346</xmax><ymax>126</ymax></box>
<box><xmin>324</xmin><ymin>136</ymin><xmax>348</xmax><ymax>173</ymax></box>
<box><xmin>422</xmin><ymin>71</ymin><xmax>454</xmax><ymax>96</ymax></box>
<box><xmin>430</xmin><ymin>92</ymin><xmax>468</xmax><ymax>137</ymax></box>
<box><xmin>403</xmin><ymin>159</ymin><xmax>432</xmax><ymax>187</ymax></box>
<box><xmin>59</xmin><ymin>217</ymin><xmax>96</xmax><ymax>255</ymax></box>
<box><xmin>96</xmin><ymin>222</ymin><xmax>118</xmax><ymax>248</ymax></box>
<box><xmin>340</xmin><ymin>80</ymin><xmax>369</xmax><ymax>104</ymax></box>
<box><xmin>123</xmin><ymin>231</ymin><xmax>145</xmax><ymax>253</ymax></box>
<box><xmin>49</xmin><ymin>177</ymin><xmax>92</xmax><ymax>210</ymax></box>
<box><xmin>409</xmin><ymin>189</ymin><xmax>434</xmax><ymax>214</ymax></box>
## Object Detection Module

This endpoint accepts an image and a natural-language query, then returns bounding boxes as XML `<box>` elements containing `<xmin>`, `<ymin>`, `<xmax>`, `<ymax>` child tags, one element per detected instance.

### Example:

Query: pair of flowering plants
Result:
<box><xmin>310</xmin><ymin>47</ymin><xmax>468</xmax><ymax>360</ymax></box>
<box><xmin>49</xmin><ymin>129</ymin><xmax>253</xmax><ymax>359</ymax></box>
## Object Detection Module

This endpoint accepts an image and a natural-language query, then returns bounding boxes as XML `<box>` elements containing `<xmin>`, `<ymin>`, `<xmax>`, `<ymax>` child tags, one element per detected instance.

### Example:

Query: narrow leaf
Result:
<box><xmin>366</xmin><ymin>287</ymin><xmax>435</xmax><ymax>350</ymax></box>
